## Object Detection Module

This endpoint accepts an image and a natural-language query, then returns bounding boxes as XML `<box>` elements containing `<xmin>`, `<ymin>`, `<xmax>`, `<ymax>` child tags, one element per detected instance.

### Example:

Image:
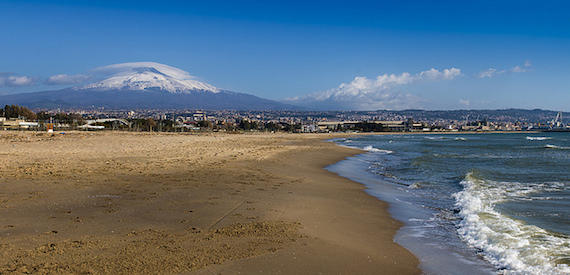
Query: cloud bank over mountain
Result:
<box><xmin>89</xmin><ymin>62</ymin><xmax>196</xmax><ymax>81</ymax></box>
<box><xmin>46</xmin><ymin>74</ymin><xmax>91</xmax><ymax>85</ymax></box>
<box><xmin>76</xmin><ymin>62</ymin><xmax>220</xmax><ymax>94</ymax></box>
<box><xmin>0</xmin><ymin>73</ymin><xmax>37</xmax><ymax>87</ymax></box>
<box><xmin>285</xmin><ymin>68</ymin><xmax>461</xmax><ymax>110</ymax></box>
<box><xmin>1</xmin><ymin>62</ymin><xmax>207</xmax><ymax>90</ymax></box>
<box><xmin>0</xmin><ymin>62</ymin><xmax>297</xmax><ymax>110</ymax></box>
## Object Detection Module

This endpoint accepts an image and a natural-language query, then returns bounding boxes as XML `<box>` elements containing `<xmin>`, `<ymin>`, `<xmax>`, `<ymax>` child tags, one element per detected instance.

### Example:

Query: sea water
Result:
<box><xmin>328</xmin><ymin>133</ymin><xmax>570</xmax><ymax>274</ymax></box>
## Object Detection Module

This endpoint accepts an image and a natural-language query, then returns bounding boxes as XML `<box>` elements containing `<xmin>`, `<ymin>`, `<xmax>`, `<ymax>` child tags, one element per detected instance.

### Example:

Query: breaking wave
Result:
<box><xmin>526</xmin><ymin>136</ymin><xmax>551</xmax><ymax>141</ymax></box>
<box><xmin>453</xmin><ymin>171</ymin><xmax>570</xmax><ymax>274</ymax></box>
<box><xmin>545</xmin><ymin>144</ymin><xmax>570</xmax><ymax>150</ymax></box>
<box><xmin>362</xmin><ymin>145</ymin><xmax>393</xmax><ymax>154</ymax></box>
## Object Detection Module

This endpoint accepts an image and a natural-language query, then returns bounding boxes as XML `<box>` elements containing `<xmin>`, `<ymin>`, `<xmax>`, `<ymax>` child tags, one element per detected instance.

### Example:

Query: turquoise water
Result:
<box><xmin>329</xmin><ymin>133</ymin><xmax>570</xmax><ymax>274</ymax></box>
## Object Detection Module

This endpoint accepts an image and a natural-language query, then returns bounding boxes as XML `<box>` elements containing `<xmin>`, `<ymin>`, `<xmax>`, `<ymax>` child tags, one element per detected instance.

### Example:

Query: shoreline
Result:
<box><xmin>194</xmin><ymin>135</ymin><xmax>420</xmax><ymax>274</ymax></box>
<box><xmin>331</xmin><ymin>133</ymin><xmax>533</xmax><ymax>274</ymax></box>
<box><xmin>0</xmin><ymin>131</ymin><xmax>419</xmax><ymax>274</ymax></box>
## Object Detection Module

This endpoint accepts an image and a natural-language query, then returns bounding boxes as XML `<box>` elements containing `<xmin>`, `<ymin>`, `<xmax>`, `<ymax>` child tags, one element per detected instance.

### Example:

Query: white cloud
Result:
<box><xmin>419</xmin><ymin>68</ymin><xmax>461</xmax><ymax>81</ymax></box>
<box><xmin>509</xmin><ymin>63</ymin><xmax>532</xmax><ymax>73</ymax></box>
<box><xmin>458</xmin><ymin>99</ymin><xmax>491</xmax><ymax>108</ymax></box>
<box><xmin>286</xmin><ymin>67</ymin><xmax>461</xmax><ymax>110</ymax></box>
<box><xmin>46</xmin><ymin>74</ymin><xmax>91</xmax><ymax>85</ymax></box>
<box><xmin>524</xmin><ymin>60</ymin><xmax>532</xmax><ymax>67</ymax></box>
<box><xmin>477</xmin><ymin>68</ymin><xmax>503</xmax><ymax>78</ymax></box>
<box><xmin>478</xmin><ymin>61</ymin><xmax>532</xmax><ymax>78</ymax></box>
<box><xmin>0</xmin><ymin>73</ymin><xmax>37</xmax><ymax>87</ymax></box>
<box><xmin>89</xmin><ymin>62</ymin><xmax>194</xmax><ymax>80</ymax></box>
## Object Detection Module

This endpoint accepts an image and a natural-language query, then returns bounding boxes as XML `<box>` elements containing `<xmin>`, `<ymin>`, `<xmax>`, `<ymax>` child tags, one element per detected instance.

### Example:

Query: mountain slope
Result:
<box><xmin>0</xmin><ymin>88</ymin><xmax>292</xmax><ymax>110</ymax></box>
<box><xmin>75</xmin><ymin>64</ymin><xmax>220</xmax><ymax>94</ymax></box>
<box><xmin>0</xmin><ymin>62</ymin><xmax>299</xmax><ymax>110</ymax></box>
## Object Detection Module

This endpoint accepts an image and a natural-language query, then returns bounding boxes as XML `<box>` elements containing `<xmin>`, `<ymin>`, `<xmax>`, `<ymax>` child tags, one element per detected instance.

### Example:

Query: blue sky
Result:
<box><xmin>1</xmin><ymin>0</ymin><xmax>569</xmax><ymax>110</ymax></box>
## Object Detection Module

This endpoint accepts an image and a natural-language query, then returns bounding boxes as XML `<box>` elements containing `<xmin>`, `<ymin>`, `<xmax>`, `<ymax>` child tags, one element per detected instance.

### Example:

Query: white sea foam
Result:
<box><xmin>526</xmin><ymin>136</ymin><xmax>551</xmax><ymax>141</ymax></box>
<box><xmin>362</xmin><ymin>145</ymin><xmax>393</xmax><ymax>154</ymax></box>
<box><xmin>409</xmin><ymin>181</ymin><xmax>424</xmax><ymax>189</ymax></box>
<box><xmin>454</xmin><ymin>172</ymin><xmax>570</xmax><ymax>274</ymax></box>
<box><xmin>455</xmin><ymin>137</ymin><xmax>468</xmax><ymax>141</ymax></box>
<box><xmin>425</xmin><ymin>136</ymin><xmax>446</xmax><ymax>140</ymax></box>
<box><xmin>545</xmin><ymin>144</ymin><xmax>570</xmax><ymax>150</ymax></box>
<box><xmin>333</xmin><ymin>140</ymin><xmax>392</xmax><ymax>154</ymax></box>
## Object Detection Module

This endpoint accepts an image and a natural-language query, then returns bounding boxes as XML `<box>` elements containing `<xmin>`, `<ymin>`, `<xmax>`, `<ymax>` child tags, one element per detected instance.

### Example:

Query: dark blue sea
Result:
<box><xmin>328</xmin><ymin>133</ymin><xmax>570</xmax><ymax>274</ymax></box>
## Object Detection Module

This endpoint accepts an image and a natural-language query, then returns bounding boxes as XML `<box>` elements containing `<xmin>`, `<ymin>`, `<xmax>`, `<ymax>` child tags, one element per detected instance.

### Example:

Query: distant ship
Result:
<box><xmin>527</xmin><ymin>111</ymin><xmax>570</xmax><ymax>132</ymax></box>
<box><xmin>544</xmin><ymin>111</ymin><xmax>570</xmax><ymax>132</ymax></box>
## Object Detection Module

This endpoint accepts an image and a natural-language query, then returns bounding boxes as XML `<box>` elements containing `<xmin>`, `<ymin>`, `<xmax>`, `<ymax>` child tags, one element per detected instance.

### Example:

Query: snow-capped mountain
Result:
<box><xmin>0</xmin><ymin>62</ymin><xmax>299</xmax><ymax>110</ymax></box>
<box><xmin>75</xmin><ymin>62</ymin><xmax>220</xmax><ymax>94</ymax></box>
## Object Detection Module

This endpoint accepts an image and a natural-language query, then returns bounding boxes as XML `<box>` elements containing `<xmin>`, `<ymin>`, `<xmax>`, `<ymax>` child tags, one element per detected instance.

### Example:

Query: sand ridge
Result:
<box><xmin>0</xmin><ymin>131</ymin><xmax>419</xmax><ymax>274</ymax></box>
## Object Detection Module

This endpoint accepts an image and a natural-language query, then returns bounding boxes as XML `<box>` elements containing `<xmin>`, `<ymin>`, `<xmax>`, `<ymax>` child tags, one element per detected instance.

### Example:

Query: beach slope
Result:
<box><xmin>0</xmin><ymin>131</ymin><xmax>419</xmax><ymax>274</ymax></box>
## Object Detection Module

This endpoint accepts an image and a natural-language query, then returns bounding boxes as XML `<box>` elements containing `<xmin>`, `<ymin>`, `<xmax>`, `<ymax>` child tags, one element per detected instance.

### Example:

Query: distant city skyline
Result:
<box><xmin>1</xmin><ymin>0</ymin><xmax>569</xmax><ymax>111</ymax></box>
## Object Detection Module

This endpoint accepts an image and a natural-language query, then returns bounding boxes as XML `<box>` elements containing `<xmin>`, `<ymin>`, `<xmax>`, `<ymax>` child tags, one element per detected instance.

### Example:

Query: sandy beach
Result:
<box><xmin>0</xmin><ymin>131</ymin><xmax>419</xmax><ymax>274</ymax></box>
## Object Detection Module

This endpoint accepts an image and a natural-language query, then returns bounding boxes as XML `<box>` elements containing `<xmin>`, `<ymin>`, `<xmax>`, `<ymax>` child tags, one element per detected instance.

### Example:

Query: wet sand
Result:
<box><xmin>0</xmin><ymin>131</ymin><xmax>419</xmax><ymax>274</ymax></box>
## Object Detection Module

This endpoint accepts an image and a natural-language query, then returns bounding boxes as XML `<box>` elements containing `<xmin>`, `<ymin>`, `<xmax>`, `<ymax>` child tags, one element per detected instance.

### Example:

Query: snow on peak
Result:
<box><xmin>74</xmin><ymin>62</ymin><xmax>220</xmax><ymax>94</ymax></box>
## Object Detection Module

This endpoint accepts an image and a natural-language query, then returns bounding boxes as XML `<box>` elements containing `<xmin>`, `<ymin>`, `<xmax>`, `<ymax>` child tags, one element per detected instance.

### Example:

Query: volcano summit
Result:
<box><xmin>0</xmin><ymin>62</ymin><xmax>295</xmax><ymax>110</ymax></box>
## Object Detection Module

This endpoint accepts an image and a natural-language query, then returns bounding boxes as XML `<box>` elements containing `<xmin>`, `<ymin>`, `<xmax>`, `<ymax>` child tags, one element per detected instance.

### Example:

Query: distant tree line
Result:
<box><xmin>36</xmin><ymin>111</ymin><xmax>85</xmax><ymax>124</ymax></box>
<box><xmin>0</xmin><ymin>104</ymin><xmax>304</xmax><ymax>133</ymax></box>
<box><xmin>175</xmin><ymin>119</ymin><xmax>302</xmax><ymax>133</ymax></box>
<box><xmin>2</xmin><ymin>105</ymin><xmax>37</xmax><ymax>120</ymax></box>
<box><xmin>337</xmin><ymin>121</ymin><xmax>389</xmax><ymax>132</ymax></box>
<box><xmin>1</xmin><ymin>105</ymin><xmax>86</xmax><ymax>125</ymax></box>
<box><xmin>234</xmin><ymin>119</ymin><xmax>300</xmax><ymax>132</ymax></box>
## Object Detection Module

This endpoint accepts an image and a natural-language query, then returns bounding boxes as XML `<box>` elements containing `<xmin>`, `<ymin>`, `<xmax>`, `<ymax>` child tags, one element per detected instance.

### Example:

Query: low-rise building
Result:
<box><xmin>1</xmin><ymin>118</ymin><xmax>39</xmax><ymax>130</ymax></box>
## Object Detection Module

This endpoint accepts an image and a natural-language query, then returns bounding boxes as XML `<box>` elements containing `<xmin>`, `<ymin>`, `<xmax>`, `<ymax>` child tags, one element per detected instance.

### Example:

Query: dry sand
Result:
<box><xmin>0</xmin><ymin>131</ymin><xmax>419</xmax><ymax>274</ymax></box>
